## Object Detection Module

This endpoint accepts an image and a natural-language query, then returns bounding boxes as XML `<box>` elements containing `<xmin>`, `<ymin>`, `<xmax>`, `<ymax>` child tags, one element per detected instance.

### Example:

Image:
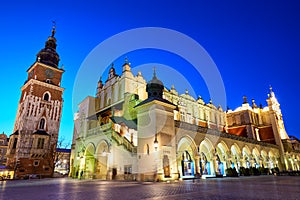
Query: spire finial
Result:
<box><xmin>269</xmin><ymin>85</ymin><xmax>273</xmax><ymax>93</ymax></box>
<box><xmin>243</xmin><ymin>96</ymin><xmax>248</xmax><ymax>104</ymax></box>
<box><xmin>153</xmin><ymin>67</ymin><xmax>157</xmax><ymax>78</ymax></box>
<box><xmin>252</xmin><ymin>99</ymin><xmax>257</xmax><ymax>108</ymax></box>
<box><xmin>269</xmin><ymin>85</ymin><xmax>274</xmax><ymax>97</ymax></box>
<box><xmin>51</xmin><ymin>20</ymin><xmax>56</xmax><ymax>37</ymax></box>
<box><xmin>125</xmin><ymin>57</ymin><xmax>128</xmax><ymax>64</ymax></box>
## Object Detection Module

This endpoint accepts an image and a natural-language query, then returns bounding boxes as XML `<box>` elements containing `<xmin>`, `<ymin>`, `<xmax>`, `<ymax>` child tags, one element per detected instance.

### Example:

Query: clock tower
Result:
<box><xmin>6</xmin><ymin>25</ymin><xmax>64</xmax><ymax>178</ymax></box>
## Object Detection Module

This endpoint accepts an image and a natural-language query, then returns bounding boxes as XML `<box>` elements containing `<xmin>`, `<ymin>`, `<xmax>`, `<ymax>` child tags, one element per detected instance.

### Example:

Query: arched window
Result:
<box><xmin>43</xmin><ymin>93</ymin><xmax>49</xmax><ymax>101</ymax></box>
<box><xmin>39</xmin><ymin>118</ymin><xmax>46</xmax><ymax>130</ymax></box>
<box><xmin>43</xmin><ymin>92</ymin><xmax>51</xmax><ymax>101</ymax></box>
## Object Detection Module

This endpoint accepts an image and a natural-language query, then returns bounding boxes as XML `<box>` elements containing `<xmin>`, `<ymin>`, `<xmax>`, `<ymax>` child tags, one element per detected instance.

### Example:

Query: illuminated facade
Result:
<box><xmin>70</xmin><ymin>60</ymin><xmax>300</xmax><ymax>181</ymax></box>
<box><xmin>6</xmin><ymin>26</ymin><xmax>64</xmax><ymax>178</ymax></box>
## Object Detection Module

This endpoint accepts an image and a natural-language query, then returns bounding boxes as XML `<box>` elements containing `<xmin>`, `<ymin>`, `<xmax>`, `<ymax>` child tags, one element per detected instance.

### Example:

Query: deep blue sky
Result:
<box><xmin>0</xmin><ymin>0</ymin><xmax>300</xmax><ymax>143</ymax></box>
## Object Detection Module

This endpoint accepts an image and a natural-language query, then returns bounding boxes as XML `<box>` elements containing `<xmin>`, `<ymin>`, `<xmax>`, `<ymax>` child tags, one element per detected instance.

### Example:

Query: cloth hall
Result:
<box><xmin>70</xmin><ymin>60</ymin><xmax>300</xmax><ymax>181</ymax></box>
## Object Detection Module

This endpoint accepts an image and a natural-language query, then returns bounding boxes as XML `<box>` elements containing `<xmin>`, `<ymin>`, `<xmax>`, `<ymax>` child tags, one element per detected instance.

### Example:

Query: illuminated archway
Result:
<box><xmin>215</xmin><ymin>141</ymin><xmax>229</xmax><ymax>175</ymax></box>
<box><xmin>268</xmin><ymin>151</ymin><xmax>276</xmax><ymax>169</ymax></box>
<box><xmin>252</xmin><ymin>148</ymin><xmax>261</xmax><ymax>168</ymax></box>
<box><xmin>242</xmin><ymin>145</ymin><xmax>251</xmax><ymax>168</ymax></box>
<box><xmin>95</xmin><ymin>140</ymin><xmax>109</xmax><ymax>179</ymax></box>
<box><xmin>177</xmin><ymin>136</ymin><xmax>198</xmax><ymax>178</ymax></box>
<box><xmin>199</xmin><ymin>138</ymin><xmax>214</xmax><ymax>176</ymax></box>
<box><xmin>261</xmin><ymin>150</ymin><xmax>268</xmax><ymax>168</ymax></box>
<box><xmin>230</xmin><ymin>143</ymin><xmax>241</xmax><ymax>170</ymax></box>
<box><xmin>84</xmin><ymin>143</ymin><xmax>96</xmax><ymax>179</ymax></box>
<box><xmin>296</xmin><ymin>155</ymin><xmax>300</xmax><ymax>170</ymax></box>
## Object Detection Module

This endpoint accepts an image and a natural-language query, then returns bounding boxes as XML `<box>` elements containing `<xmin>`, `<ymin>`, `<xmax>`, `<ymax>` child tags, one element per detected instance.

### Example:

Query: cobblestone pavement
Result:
<box><xmin>0</xmin><ymin>176</ymin><xmax>299</xmax><ymax>200</ymax></box>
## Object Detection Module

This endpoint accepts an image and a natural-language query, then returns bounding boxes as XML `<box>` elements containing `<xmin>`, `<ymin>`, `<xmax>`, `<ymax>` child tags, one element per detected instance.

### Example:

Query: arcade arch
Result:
<box><xmin>230</xmin><ymin>143</ymin><xmax>241</xmax><ymax>170</ymax></box>
<box><xmin>84</xmin><ymin>143</ymin><xmax>96</xmax><ymax>178</ymax></box>
<box><xmin>95</xmin><ymin>140</ymin><xmax>109</xmax><ymax>179</ymax></box>
<box><xmin>177</xmin><ymin>136</ymin><xmax>198</xmax><ymax>178</ymax></box>
<box><xmin>199</xmin><ymin>138</ymin><xmax>214</xmax><ymax>176</ymax></box>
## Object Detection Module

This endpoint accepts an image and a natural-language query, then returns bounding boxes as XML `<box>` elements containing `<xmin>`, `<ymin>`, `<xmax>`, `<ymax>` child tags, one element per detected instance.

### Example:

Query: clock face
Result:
<box><xmin>45</xmin><ymin>68</ymin><xmax>54</xmax><ymax>78</ymax></box>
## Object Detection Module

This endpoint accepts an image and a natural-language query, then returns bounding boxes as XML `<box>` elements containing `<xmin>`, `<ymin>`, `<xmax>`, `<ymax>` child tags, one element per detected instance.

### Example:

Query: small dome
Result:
<box><xmin>146</xmin><ymin>68</ymin><xmax>164</xmax><ymax>98</ymax></box>
<box><xmin>148</xmin><ymin>75</ymin><xmax>163</xmax><ymax>86</ymax></box>
<box><xmin>36</xmin><ymin>28</ymin><xmax>60</xmax><ymax>68</ymax></box>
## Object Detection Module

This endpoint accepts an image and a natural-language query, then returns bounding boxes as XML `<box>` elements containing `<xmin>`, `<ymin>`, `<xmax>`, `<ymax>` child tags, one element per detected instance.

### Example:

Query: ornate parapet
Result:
<box><xmin>175</xmin><ymin>120</ymin><xmax>278</xmax><ymax>148</ymax></box>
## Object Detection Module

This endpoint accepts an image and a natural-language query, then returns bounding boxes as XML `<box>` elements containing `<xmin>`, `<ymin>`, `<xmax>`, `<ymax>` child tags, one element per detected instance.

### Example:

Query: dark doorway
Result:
<box><xmin>112</xmin><ymin>168</ymin><xmax>117</xmax><ymax>180</ymax></box>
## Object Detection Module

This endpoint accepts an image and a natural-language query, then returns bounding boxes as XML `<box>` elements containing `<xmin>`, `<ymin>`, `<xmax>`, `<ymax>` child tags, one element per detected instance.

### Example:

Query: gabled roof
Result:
<box><xmin>135</xmin><ymin>96</ymin><xmax>176</xmax><ymax>108</ymax></box>
<box><xmin>12</xmin><ymin>130</ymin><xmax>19</xmax><ymax>135</ymax></box>
<box><xmin>33</xmin><ymin>130</ymin><xmax>50</xmax><ymax>136</ymax></box>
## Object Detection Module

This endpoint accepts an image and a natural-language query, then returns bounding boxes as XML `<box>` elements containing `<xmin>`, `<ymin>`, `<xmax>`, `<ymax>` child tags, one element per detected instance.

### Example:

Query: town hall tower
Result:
<box><xmin>6</xmin><ymin>25</ymin><xmax>64</xmax><ymax>178</ymax></box>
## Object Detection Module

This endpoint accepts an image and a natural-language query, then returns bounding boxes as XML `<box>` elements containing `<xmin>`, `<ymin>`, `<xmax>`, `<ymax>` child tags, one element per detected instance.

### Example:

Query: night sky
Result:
<box><xmin>0</xmin><ymin>0</ymin><xmax>299</xmax><ymax>143</ymax></box>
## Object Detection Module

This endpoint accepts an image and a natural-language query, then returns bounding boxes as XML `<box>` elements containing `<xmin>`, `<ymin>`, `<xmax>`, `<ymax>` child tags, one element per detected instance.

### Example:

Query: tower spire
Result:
<box><xmin>153</xmin><ymin>67</ymin><xmax>157</xmax><ymax>78</ymax></box>
<box><xmin>36</xmin><ymin>22</ymin><xmax>59</xmax><ymax>68</ymax></box>
<box><xmin>51</xmin><ymin>21</ymin><xmax>56</xmax><ymax>37</ymax></box>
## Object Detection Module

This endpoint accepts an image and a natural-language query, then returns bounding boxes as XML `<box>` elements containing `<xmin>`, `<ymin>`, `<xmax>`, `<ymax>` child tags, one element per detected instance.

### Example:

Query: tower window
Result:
<box><xmin>12</xmin><ymin>138</ymin><xmax>18</xmax><ymax>149</ymax></box>
<box><xmin>43</xmin><ymin>92</ymin><xmax>51</xmax><ymax>101</ymax></box>
<box><xmin>39</xmin><ymin>118</ymin><xmax>46</xmax><ymax>130</ymax></box>
<box><xmin>33</xmin><ymin>160</ymin><xmax>40</xmax><ymax>166</ymax></box>
<box><xmin>37</xmin><ymin>138</ymin><xmax>45</xmax><ymax>149</ymax></box>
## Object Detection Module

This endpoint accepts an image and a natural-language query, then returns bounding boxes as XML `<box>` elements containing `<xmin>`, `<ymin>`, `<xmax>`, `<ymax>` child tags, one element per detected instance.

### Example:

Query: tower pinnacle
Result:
<box><xmin>146</xmin><ymin>67</ymin><xmax>164</xmax><ymax>98</ymax></box>
<box><xmin>36</xmin><ymin>23</ymin><xmax>60</xmax><ymax>68</ymax></box>
<box><xmin>51</xmin><ymin>21</ymin><xmax>56</xmax><ymax>37</ymax></box>
<box><xmin>269</xmin><ymin>85</ymin><xmax>275</xmax><ymax>97</ymax></box>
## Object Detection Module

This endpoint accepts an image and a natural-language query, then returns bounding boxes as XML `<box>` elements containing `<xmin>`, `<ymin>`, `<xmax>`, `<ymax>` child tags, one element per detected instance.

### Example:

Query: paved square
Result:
<box><xmin>0</xmin><ymin>176</ymin><xmax>299</xmax><ymax>200</ymax></box>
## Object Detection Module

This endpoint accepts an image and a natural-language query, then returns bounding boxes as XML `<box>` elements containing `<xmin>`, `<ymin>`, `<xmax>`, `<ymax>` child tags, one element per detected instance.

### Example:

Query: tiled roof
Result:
<box><xmin>227</xmin><ymin>126</ymin><xmax>248</xmax><ymax>137</ymax></box>
<box><xmin>33</xmin><ymin>130</ymin><xmax>49</xmax><ymax>136</ymax></box>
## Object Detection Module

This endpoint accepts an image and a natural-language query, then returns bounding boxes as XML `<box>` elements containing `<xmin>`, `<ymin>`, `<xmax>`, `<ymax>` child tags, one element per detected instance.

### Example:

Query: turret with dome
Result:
<box><xmin>36</xmin><ymin>24</ymin><xmax>60</xmax><ymax>68</ymax></box>
<box><xmin>146</xmin><ymin>68</ymin><xmax>164</xmax><ymax>98</ymax></box>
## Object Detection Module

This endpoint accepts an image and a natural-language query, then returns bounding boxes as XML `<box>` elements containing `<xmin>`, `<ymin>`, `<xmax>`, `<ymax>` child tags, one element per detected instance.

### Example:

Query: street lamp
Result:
<box><xmin>154</xmin><ymin>133</ymin><xmax>158</xmax><ymax>151</ymax></box>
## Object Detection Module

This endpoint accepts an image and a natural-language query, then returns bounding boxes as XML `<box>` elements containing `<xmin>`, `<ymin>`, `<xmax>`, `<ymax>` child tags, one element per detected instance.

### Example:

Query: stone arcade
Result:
<box><xmin>70</xmin><ymin>60</ymin><xmax>300</xmax><ymax>181</ymax></box>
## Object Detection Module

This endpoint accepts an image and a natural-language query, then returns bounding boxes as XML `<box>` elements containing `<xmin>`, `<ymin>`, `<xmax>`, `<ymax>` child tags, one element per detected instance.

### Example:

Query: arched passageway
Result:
<box><xmin>177</xmin><ymin>136</ymin><xmax>198</xmax><ymax>178</ymax></box>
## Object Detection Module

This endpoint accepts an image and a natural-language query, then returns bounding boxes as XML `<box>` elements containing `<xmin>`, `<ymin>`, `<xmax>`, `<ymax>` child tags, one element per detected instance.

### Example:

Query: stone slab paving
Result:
<box><xmin>0</xmin><ymin>176</ymin><xmax>299</xmax><ymax>200</ymax></box>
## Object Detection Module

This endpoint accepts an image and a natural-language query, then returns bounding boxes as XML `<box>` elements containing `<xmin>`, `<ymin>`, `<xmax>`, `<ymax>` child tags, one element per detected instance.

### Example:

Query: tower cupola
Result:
<box><xmin>36</xmin><ymin>24</ymin><xmax>60</xmax><ymax>68</ymax></box>
<box><xmin>146</xmin><ymin>68</ymin><xmax>164</xmax><ymax>98</ymax></box>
